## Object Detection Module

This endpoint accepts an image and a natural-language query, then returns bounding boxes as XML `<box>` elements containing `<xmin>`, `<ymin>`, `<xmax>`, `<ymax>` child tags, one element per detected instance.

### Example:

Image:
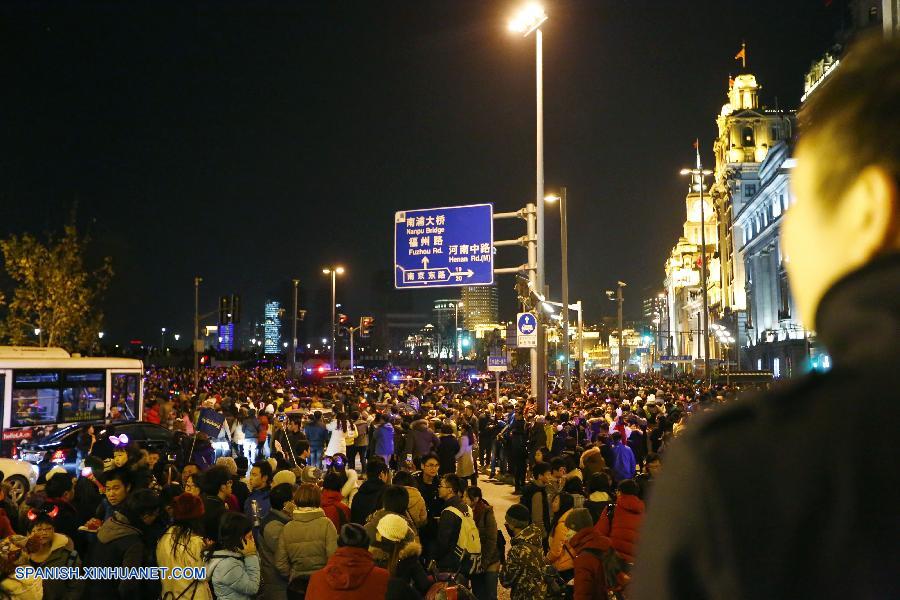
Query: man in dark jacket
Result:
<box><xmin>350</xmin><ymin>460</ymin><xmax>389</xmax><ymax>525</ymax></box>
<box><xmin>634</xmin><ymin>35</ymin><xmax>900</xmax><ymax>600</ymax></box>
<box><xmin>518</xmin><ymin>462</ymin><xmax>551</xmax><ymax>543</ymax></box>
<box><xmin>434</xmin><ymin>474</ymin><xmax>468</xmax><ymax>573</ymax></box>
<box><xmin>199</xmin><ymin>465</ymin><xmax>231</xmax><ymax>542</ymax></box>
<box><xmin>87</xmin><ymin>489</ymin><xmax>161</xmax><ymax>600</ymax></box>
<box><xmin>302</xmin><ymin>411</ymin><xmax>329</xmax><ymax>468</ymax></box>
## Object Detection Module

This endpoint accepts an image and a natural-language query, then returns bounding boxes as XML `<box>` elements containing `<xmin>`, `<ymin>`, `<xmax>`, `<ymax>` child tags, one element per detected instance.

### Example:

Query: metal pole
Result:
<box><xmin>526</xmin><ymin>203</ymin><xmax>540</xmax><ymax>406</ymax></box>
<box><xmin>536</xmin><ymin>29</ymin><xmax>545</xmax><ymax>293</ymax></box>
<box><xmin>454</xmin><ymin>302</ymin><xmax>460</xmax><ymax>365</ymax></box>
<box><xmin>330</xmin><ymin>271</ymin><xmax>337</xmax><ymax>368</ymax></box>
<box><xmin>193</xmin><ymin>276</ymin><xmax>201</xmax><ymax>392</ymax></box>
<box><xmin>495</xmin><ymin>371</ymin><xmax>500</xmax><ymax>404</ymax></box>
<box><xmin>560</xmin><ymin>187</ymin><xmax>571</xmax><ymax>392</ymax></box>
<box><xmin>350</xmin><ymin>327</ymin><xmax>355</xmax><ymax>371</ymax></box>
<box><xmin>292</xmin><ymin>279</ymin><xmax>299</xmax><ymax>377</ymax></box>
<box><xmin>577</xmin><ymin>300</ymin><xmax>585</xmax><ymax>393</ymax></box>
<box><xmin>698</xmin><ymin>171</ymin><xmax>711</xmax><ymax>385</ymax></box>
<box><xmin>617</xmin><ymin>284</ymin><xmax>624</xmax><ymax>396</ymax></box>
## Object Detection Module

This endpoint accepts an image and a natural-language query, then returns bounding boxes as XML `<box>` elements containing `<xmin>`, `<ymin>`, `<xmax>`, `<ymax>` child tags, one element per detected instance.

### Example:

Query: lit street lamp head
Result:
<box><xmin>544</xmin><ymin>194</ymin><xmax>560</xmax><ymax>203</ymax></box>
<box><xmin>508</xmin><ymin>3</ymin><xmax>547</xmax><ymax>36</ymax></box>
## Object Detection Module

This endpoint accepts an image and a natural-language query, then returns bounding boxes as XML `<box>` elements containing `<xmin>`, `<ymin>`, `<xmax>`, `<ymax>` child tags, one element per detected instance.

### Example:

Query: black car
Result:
<box><xmin>19</xmin><ymin>421</ymin><xmax>186</xmax><ymax>480</ymax></box>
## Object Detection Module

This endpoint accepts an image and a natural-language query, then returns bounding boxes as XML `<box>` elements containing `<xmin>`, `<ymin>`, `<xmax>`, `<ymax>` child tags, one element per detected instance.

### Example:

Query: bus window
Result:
<box><xmin>12</xmin><ymin>372</ymin><xmax>60</xmax><ymax>427</ymax></box>
<box><xmin>111</xmin><ymin>373</ymin><xmax>139</xmax><ymax>421</ymax></box>
<box><xmin>60</xmin><ymin>372</ymin><xmax>106</xmax><ymax>422</ymax></box>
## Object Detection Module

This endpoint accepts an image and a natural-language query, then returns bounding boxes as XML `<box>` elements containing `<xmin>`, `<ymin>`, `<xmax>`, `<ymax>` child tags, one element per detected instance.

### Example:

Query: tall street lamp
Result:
<box><xmin>545</xmin><ymin>188</ymin><xmax>571</xmax><ymax>391</ymax></box>
<box><xmin>606</xmin><ymin>281</ymin><xmax>626</xmax><ymax>396</ymax></box>
<box><xmin>681</xmin><ymin>156</ymin><xmax>714</xmax><ymax>385</ymax></box>
<box><xmin>509</xmin><ymin>3</ymin><xmax>548</xmax><ymax>408</ymax></box>
<box><xmin>322</xmin><ymin>267</ymin><xmax>345</xmax><ymax>369</ymax></box>
<box><xmin>161</xmin><ymin>327</ymin><xmax>166</xmax><ymax>354</ymax></box>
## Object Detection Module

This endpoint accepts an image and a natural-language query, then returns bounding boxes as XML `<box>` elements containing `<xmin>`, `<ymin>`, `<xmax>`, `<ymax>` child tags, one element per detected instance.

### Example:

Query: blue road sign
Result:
<box><xmin>394</xmin><ymin>204</ymin><xmax>493</xmax><ymax>289</ymax></box>
<box><xmin>516</xmin><ymin>312</ymin><xmax>537</xmax><ymax>348</ymax></box>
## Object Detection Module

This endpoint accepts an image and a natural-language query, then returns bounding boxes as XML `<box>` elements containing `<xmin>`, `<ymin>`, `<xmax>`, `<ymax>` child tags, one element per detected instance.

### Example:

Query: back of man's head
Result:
<box><xmin>381</xmin><ymin>485</ymin><xmax>409</xmax><ymax>514</ymax></box>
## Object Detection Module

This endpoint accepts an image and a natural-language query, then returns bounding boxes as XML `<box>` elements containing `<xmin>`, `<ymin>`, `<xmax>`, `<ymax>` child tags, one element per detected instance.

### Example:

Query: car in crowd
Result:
<box><xmin>18</xmin><ymin>421</ymin><xmax>186</xmax><ymax>480</ymax></box>
<box><xmin>0</xmin><ymin>457</ymin><xmax>39</xmax><ymax>503</ymax></box>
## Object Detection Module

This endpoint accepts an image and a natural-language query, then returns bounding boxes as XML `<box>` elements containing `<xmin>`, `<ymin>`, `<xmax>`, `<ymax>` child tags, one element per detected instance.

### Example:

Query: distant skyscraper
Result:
<box><xmin>461</xmin><ymin>285</ymin><xmax>499</xmax><ymax>329</ymax></box>
<box><xmin>433</xmin><ymin>298</ymin><xmax>461</xmax><ymax>330</ymax></box>
<box><xmin>264</xmin><ymin>301</ymin><xmax>282</xmax><ymax>354</ymax></box>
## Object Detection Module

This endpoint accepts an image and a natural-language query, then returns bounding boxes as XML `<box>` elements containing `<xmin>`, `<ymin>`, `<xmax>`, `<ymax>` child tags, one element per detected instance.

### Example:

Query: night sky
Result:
<box><xmin>1</xmin><ymin>1</ymin><xmax>840</xmax><ymax>345</ymax></box>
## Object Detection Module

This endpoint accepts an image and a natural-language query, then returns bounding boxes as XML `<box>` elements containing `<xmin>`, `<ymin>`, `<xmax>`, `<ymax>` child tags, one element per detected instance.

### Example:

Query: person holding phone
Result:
<box><xmin>205</xmin><ymin>512</ymin><xmax>260</xmax><ymax>600</ymax></box>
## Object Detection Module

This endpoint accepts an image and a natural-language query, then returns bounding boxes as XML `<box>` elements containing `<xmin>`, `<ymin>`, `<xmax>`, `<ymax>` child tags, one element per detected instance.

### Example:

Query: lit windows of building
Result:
<box><xmin>264</xmin><ymin>301</ymin><xmax>282</xmax><ymax>354</ymax></box>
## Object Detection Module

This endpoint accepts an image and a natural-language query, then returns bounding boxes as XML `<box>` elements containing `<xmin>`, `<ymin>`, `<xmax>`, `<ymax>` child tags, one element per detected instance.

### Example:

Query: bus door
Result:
<box><xmin>109</xmin><ymin>371</ymin><xmax>142</xmax><ymax>422</ymax></box>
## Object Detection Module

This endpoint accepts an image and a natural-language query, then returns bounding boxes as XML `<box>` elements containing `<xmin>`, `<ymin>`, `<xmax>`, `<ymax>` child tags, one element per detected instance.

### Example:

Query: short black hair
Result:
<box><xmin>381</xmin><ymin>486</ymin><xmax>409</xmax><ymax>514</ymax></box>
<box><xmin>532</xmin><ymin>462</ymin><xmax>551</xmax><ymax>478</ymax></box>
<box><xmin>420</xmin><ymin>452</ymin><xmax>440</xmax><ymax>467</ymax></box>
<box><xmin>611</xmin><ymin>431</ymin><xmax>622</xmax><ymax>443</ymax></box>
<box><xmin>126</xmin><ymin>488</ymin><xmax>161</xmax><ymax>518</ymax></box>
<box><xmin>366</xmin><ymin>460</ymin><xmax>389</xmax><ymax>479</ymax></box>
<box><xmin>587</xmin><ymin>472</ymin><xmax>611</xmax><ymax>495</ymax></box>
<box><xmin>441</xmin><ymin>474</ymin><xmax>465</xmax><ymax>496</ymax></box>
<box><xmin>217</xmin><ymin>512</ymin><xmax>253</xmax><ymax>553</ymax></box>
<box><xmin>392</xmin><ymin>471</ymin><xmax>415</xmax><ymax>487</ymax></box>
<box><xmin>322</xmin><ymin>472</ymin><xmax>344</xmax><ymax>491</ymax></box>
<box><xmin>252</xmin><ymin>461</ymin><xmax>273</xmax><ymax>484</ymax></box>
<box><xmin>269</xmin><ymin>483</ymin><xmax>293</xmax><ymax>511</ymax></box>
<box><xmin>550</xmin><ymin>457</ymin><xmax>567</xmax><ymax>472</ymax></box>
<box><xmin>101</xmin><ymin>467</ymin><xmax>132</xmax><ymax>488</ymax></box>
<box><xmin>198</xmin><ymin>466</ymin><xmax>231</xmax><ymax>496</ymax></box>
<box><xmin>44</xmin><ymin>473</ymin><xmax>73</xmax><ymax>498</ymax></box>
<box><xmin>617</xmin><ymin>479</ymin><xmax>640</xmax><ymax>496</ymax></box>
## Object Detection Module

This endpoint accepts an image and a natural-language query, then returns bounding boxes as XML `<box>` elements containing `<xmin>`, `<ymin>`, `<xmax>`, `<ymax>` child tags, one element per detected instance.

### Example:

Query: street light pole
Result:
<box><xmin>322</xmin><ymin>267</ymin><xmax>344</xmax><ymax>369</ymax></box>
<box><xmin>576</xmin><ymin>300</ymin><xmax>584</xmax><ymax>393</ymax></box>
<box><xmin>546</xmin><ymin>189</ymin><xmax>571</xmax><ymax>391</ymax></box>
<box><xmin>617</xmin><ymin>282</ymin><xmax>625</xmax><ymax>395</ymax></box>
<box><xmin>292</xmin><ymin>279</ymin><xmax>299</xmax><ymax>377</ymax></box>
<box><xmin>193</xmin><ymin>276</ymin><xmax>202</xmax><ymax>392</ymax></box>
<box><xmin>161</xmin><ymin>327</ymin><xmax>166</xmax><ymax>355</ymax></box>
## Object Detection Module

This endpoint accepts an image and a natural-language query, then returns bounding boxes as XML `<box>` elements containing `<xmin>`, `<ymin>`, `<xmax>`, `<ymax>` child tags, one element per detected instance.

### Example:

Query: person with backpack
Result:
<box><xmin>206</xmin><ymin>512</ymin><xmax>261</xmax><ymax>600</ymax></box>
<box><xmin>595</xmin><ymin>479</ymin><xmax>645</xmax><ymax>563</ymax></box>
<box><xmin>258</xmin><ymin>484</ymin><xmax>293</xmax><ymax>600</ymax></box>
<box><xmin>499</xmin><ymin>503</ymin><xmax>547</xmax><ymax>600</ymax></box>
<box><xmin>464</xmin><ymin>487</ymin><xmax>500</xmax><ymax>600</ymax></box>
<box><xmin>564</xmin><ymin>508</ymin><xmax>621</xmax><ymax>600</ymax></box>
<box><xmin>435</xmin><ymin>474</ymin><xmax>482</xmax><ymax>578</ymax></box>
<box><xmin>157</xmin><ymin>493</ymin><xmax>211</xmax><ymax>600</ymax></box>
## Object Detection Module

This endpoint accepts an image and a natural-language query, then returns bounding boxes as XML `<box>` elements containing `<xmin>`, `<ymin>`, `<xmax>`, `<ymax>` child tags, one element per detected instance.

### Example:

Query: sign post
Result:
<box><xmin>395</xmin><ymin>204</ymin><xmax>494</xmax><ymax>289</ymax></box>
<box><xmin>487</xmin><ymin>356</ymin><xmax>508</xmax><ymax>404</ymax></box>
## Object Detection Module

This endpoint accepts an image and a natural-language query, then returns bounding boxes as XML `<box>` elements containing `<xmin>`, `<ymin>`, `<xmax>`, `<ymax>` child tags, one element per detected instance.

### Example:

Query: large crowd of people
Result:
<box><xmin>0</xmin><ymin>362</ymin><xmax>741</xmax><ymax>600</ymax></box>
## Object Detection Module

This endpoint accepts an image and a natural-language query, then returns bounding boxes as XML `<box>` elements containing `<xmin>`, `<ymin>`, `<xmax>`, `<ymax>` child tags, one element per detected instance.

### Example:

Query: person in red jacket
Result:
<box><xmin>595</xmin><ymin>479</ymin><xmax>645</xmax><ymax>562</ymax></box>
<box><xmin>306</xmin><ymin>523</ymin><xmax>389</xmax><ymax>599</ymax></box>
<box><xmin>144</xmin><ymin>401</ymin><xmax>161</xmax><ymax>425</ymax></box>
<box><xmin>565</xmin><ymin>508</ymin><xmax>614</xmax><ymax>600</ymax></box>
<box><xmin>321</xmin><ymin>472</ymin><xmax>351</xmax><ymax>532</ymax></box>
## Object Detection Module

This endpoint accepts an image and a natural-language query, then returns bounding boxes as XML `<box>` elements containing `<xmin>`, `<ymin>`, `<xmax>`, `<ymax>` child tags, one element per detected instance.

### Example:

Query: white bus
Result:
<box><xmin>0</xmin><ymin>346</ymin><xmax>143</xmax><ymax>456</ymax></box>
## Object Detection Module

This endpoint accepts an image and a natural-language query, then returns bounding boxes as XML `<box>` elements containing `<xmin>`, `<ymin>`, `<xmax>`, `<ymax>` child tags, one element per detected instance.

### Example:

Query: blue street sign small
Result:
<box><xmin>487</xmin><ymin>356</ymin><xmax>508</xmax><ymax>372</ymax></box>
<box><xmin>394</xmin><ymin>204</ymin><xmax>493</xmax><ymax>289</ymax></box>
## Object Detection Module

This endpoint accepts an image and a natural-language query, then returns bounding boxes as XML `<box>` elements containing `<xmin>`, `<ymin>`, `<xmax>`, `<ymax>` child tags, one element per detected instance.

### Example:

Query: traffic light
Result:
<box><xmin>338</xmin><ymin>313</ymin><xmax>348</xmax><ymax>325</ymax></box>
<box><xmin>360</xmin><ymin>316</ymin><xmax>374</xmax><ymax>338</ymax></box>
<box><xmin>231</xmin><ymin>294</ymin><xmax>241</xmax><ymax>324</ymax></box>
<box><xmin>218</xmin><ymin>296</ymin><xmax>231</xmax><ymax>325</ymax></box>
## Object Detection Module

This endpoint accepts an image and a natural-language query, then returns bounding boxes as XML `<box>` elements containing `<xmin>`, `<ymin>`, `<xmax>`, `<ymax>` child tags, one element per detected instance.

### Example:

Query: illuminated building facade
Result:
<box><xmin>461</xmin><ymin>285</ymin><xmax>499</xmax><ymax>330</ymax></box>
<box><xmin>264</xmin><ymin>301</ymin><xmax>282</xmax><ymax>354</ymax></box>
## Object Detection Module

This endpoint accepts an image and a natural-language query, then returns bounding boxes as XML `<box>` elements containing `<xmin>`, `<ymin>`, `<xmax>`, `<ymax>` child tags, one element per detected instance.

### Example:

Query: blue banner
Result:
<box><xmin>197</xmin><ymin>408</ymin><xmax>225</xmax><ymax>437</ymax></box>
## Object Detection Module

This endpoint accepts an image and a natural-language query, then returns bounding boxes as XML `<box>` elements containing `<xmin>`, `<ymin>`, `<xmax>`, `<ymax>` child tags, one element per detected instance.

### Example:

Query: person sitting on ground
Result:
<box><xmin>306</xmin><ymin>523</ymin><xmax>390</xmax><ymax>598</ymax></box>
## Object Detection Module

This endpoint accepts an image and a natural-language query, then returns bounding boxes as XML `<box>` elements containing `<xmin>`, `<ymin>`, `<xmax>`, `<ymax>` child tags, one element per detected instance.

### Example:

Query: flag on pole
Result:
<box><xmin>694</xmin><ymin>138</ymin><xmax>701</xmax><ymax>169</ymax></box>
<box><xmin>735</xmin><ymin>43</ymin><xmax>746</xmax><ymax>68</ymax></box>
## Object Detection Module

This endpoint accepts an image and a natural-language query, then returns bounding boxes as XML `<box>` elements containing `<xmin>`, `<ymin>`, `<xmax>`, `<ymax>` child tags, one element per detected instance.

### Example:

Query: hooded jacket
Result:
<box><xmin>546</xmin><ymin>508</ymin><xmax>575</xmax><ymax>572</ymax></box>
<box><xmin>369</xmin><ymin>537</ymin><xmax>430</xmax><ymax>594</ymax></box>
<box><xmin>499</xmin><ymin>524</ymin><xmax>547</xmax><ymax>600</ymax></box>
<box><xmin>370</xmin><ymin>422</ymin><xmax>394</xmax><ymax>457</ymax></box>
<box><xmin>321</xmin><ymin>489</ymin><xmax>351</xmax><ymax>533</ymax></box>
<box><xmin>28</xmin><ymin>532</ymin><xmax>85</xmax><ymax>600</ymax></box>
<box><xmin>633</xmin><ymin>255</ymin><xmax>900</xmax><ymax>600</ymax></box>
<box><xmin>258</xmin><ymin>509</ymin><xmax>291</xmax><ymax>600</ymax></box>
<box><xmin>567</xmin><ymin>527</ymin><xmax>614</xmax><ymax>600</ymax></box>
<box><xmin>408</xmin><ymin>420</ymin><xmax>438</xmax><ymax>458</ymax></box>
<box><xmin>87</xmin><ymin>512</ymin><xmax>145</xmax><ymax>600</ymax></box>
<box><xmin>596</xmin><ymin>493</ymin><xmax>644</xmax><ymax>562</ymax></box>
<box><xmin>207</xmin><ymin>550</ymin><xmax>260</xmax><ymax>600</ymax></box>
<box><xmin>305</xmin><ymin>547</ymin><xmax>389</xmax><ymax>598</ymax></box>
<box><xmin>401</xmin><ymin>485</ymin><xmax>427</xmax><ymax>528</ymax></box>
<box><xmin>274</xmin><ymin>507</ymin><xmax>337</xmax><ymax>580</ymax></box>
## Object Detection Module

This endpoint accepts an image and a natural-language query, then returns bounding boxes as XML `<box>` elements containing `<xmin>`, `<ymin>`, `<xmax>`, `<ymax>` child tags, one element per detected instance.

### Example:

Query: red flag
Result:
<box><xmin>692</xmin><ymin>139</ymin><xmax>699</xmax><ymax>150</ymax></box>
<box><xmin>735</xmin><ymin>43</ymin><xmax>747</xmax><ymax>68</ymax></box>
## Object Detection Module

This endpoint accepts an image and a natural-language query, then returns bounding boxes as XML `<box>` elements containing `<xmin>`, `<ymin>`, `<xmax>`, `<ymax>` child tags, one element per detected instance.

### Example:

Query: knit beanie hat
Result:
<box><xmin>338</xmin><ymin>523</ymin><xmax>369</xmax><ymax>548</ymax></box>
<box><xmin>505</xmin><ymin>503</ymin><xmax>531</xmax><ymax>530</ymax></box>
<box><xmin>565</xmin><ymin>508</ymin><xmax>594</xmax><ymax>533</ymax></box>
<box><xmin>271</xmin><ymin>470</ymin><xmax>297</xmax><ymax>488</ymax></box>
<box><xmin>172</xmin><ymin>493</ymin><xmax>205</xmax><ymax>521</ymax></box>
<box><xmin>376</xmin><ymin>514</ymin><xmax>410</xmax><ymax>543</ymax></box>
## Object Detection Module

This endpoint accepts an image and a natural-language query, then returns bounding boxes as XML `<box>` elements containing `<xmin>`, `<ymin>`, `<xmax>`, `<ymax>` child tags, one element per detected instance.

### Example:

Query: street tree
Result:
<box><xmin>0</xmin><ymin>224</ymin><xmax>113</xmax><ymax>352</ymax></box>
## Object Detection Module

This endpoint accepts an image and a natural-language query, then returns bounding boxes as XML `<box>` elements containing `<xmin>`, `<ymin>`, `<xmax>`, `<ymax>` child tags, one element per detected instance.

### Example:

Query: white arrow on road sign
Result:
<box><xmin>422</xmin><ymin>256</ymin><xmax>429</xmax><ymax>268</ymax></box>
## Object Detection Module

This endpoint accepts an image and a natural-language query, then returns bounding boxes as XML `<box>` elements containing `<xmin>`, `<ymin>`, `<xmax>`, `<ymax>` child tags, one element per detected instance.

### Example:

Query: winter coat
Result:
<box><xmin>634</xmin><ymin>256</ymin><xmax>900</xmax><ymax>600</ymax></box>
<box><xmin>567</xmin><ymin>527</ymin><xmax>613</xmax><ymax>600</ymax></box>
<box><xmin>408</xmin><ymin>420</ymin><xmax>438</xmax><ymax>458</ymax></box>
<box><xmin>340</xmin><ymin>469</ymin><xmax>359</xmax><ymax>505</ymax></box>
<box><xmin>242</xmin><ymin>417</ymin><xmax>260</xmax><ymax>440</ymax></box>
<box><xmin>325</xmin><ymin>421</ymin><xmax>357</xmax><ymax>457</ymax></box>
<box><xmin>0</xmin><ymin>574</ymin><xmax>43</xmax><ymax>600</ymax></box>
<box><xmin>369</xmin><ymin>538</ymin><xmax>430</xmax><ymax>594</ymax></box>
<box><xmin>609</xmin><ymin>442</ymin><xmax>636</xmax><ymax>483</ymax></box>
<box><xmin>258</xmin><ymin>509</ymin><xmax>291</xmax><ymax>600</ymax></box>
<box><xmin>435</xmin><ymin>496</ymin><xmax>467</xmax><ymax>572</ymax></box>
<box><xmin>27</xmin><ymin>533</ymin><xmax>84</xmax><ymax>600</ymax></box>
<box><xmin>596</xmin><ymin>493</ymin><xmax>644</xmax><ymax>562</ymax></box>
<box><xmin>302</xmin><ymin>421</ymin><xmax>328</xmax><ymax>450</ymax></box>
<box><xmin>455</xmin><ymin>435</ymin><xmax>475</xmax><ymax>478</ymax></box>
<box><xmin>305</xmin><ymin>547</ymin><xmax>389</xmax><ymax>599</ymax></box>
<box><xmin>321</xmin><ymin>489</ymin><xmax>351</xmax><ymax>532</ymax></box>
<box><xmin>202</xmin><ymin>495</ymin><xmax>228</xmax><ymax>544</ymax></box>
<box><xmin>86</xmin><ymin>512</ymin><xmax>146</xmax><ymax>600</ymax></box>
<box><xmin>403</xmin><ymin>485</ymin><xmax>428</xmax><ymax>528</ymax></box>
<box><xmin>192</xmin><ymin>442</ymin><xmax>216</xmax><ymax>472</ymax></box>
<box><xmin>370</xmin><ymin>423</ymin><xmax>394</xmax><ymax>457</ymax></box>
<box><xmin>274</xmin><ymin>507</ymin><xmax>337</xmax><ymax>580</ymax></box>
<box><xmin>519</xmin><ymin>482</ymin><xmax>550</xmax><ymax>540</ymax></box>
<box><xmin>352</xmin><ymin>420</ymin><xmax>369</xmax><ymax>448</ymax></box>
<box><xmin>39</xmin><ymin>499</ymin><xmax>79</xmax><ymax>547</ymax></box>
<box><xmin>436</xmin><ymin>435</ymin><xmax>460</xmax><ymax>476</ymax></box>
<box><xmin>245</xmin><ymin>488</ymin><xmax>271</xmax><ymax>524</ymax></box>
<box><xmin>363</xmin><ymin>510</ymin><xmax>417</xmax><ymax>547</ymax></box>
<box><xmin>157</xmin><ymin>527</ymin><xmax>212</xmax><ymax>600</ymax></box>
<box><xmin>499</xmin><ymin>524</ymin><xmax>547</xmax><ymax>600</ymax></box>
<box><xmin>546</xmin><ymin>508</ymin><xmax>575</xmax><ymax>572</ymax></box>
<box><xmin>584</xmin><ymin>492</ymin><xmax>612</xmax><ymax>524</ymax></box>
<box><xmin>349</xmin><ymin>479</ymin><xmax>386</xmax><ymax>526</ymax></box>
<box><xmin>471</xmin><ymin>500</ymin><xmax>499</xmax><ymax>568</ymax></box>
<box><xmin>207</xmin><ymin>551</ymin><xmax>261</xmax><ymax>600</ymax></box>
